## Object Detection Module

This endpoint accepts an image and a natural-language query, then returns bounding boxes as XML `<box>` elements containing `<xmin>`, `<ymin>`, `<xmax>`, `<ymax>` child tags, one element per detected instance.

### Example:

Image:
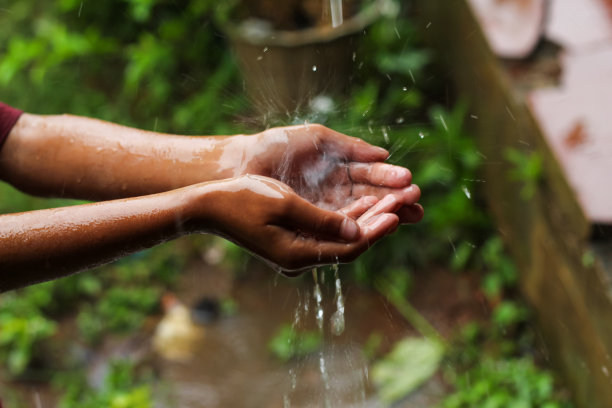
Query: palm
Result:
<box><xmin>247</xmin><ymin>124</ymin><xmax>417</xmax><ymax>211</ymax></box>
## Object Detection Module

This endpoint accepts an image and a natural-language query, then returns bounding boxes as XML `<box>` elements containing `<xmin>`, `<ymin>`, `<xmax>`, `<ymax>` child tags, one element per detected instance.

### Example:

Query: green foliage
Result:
<box><xmin>314</xmin><ymin>14</ymin><xmax>491</xmax><ymax>284</ymax></box>
<box><xmin>268</xmin><ymin>324</ymin><xmax>322</xmax><ymax>362</ymax></box>
<box><xmin>74</xmin><ymin>243</ymin><xmax>188</xmax><ymax>344</ymax></box>
<box><xmin>77</xmin><ymin>286</ymin><xmax>160</xmax><ymax>344</ymax></box>
<box><xmin>505</xmin><ymin>148</ymin><xmax>543</xmax><ymax>200</ymax></box>
<box><xmin>372</xmin><ymin>337</ymin><xmax>444</xmax><ymax>405</ymax></box>
<box><xmin>56</xmin><ymin>360</ymin><xmax>154</xmax><ymax>408</ymax></box>
<box><xmin>0</xmin><ymin>0</ymin><xmax>248</xmax><ymax>134</ymax></box>
<box><xmin>0</xmin><ymin>283</ymin><xmax>58</xmax><ymax>376</ymax></box>
<box><xmin>441</xmin><ymin>358</ymin><xmax>572</xmax><ymax>408</ymax></box>
<box><xmin>0</xmin><ymin>304</ymin><xmax>57</xmax><ymax>376</ymax></box>
<box><xmin>362</xmin><ymin>331</ymin><xmax>384</xmax><ymax>360</ymax></box>
<box><xmin>478</xmin><ymin>236</ymin><xmax>518</xmax><ymax>299</ymax></box>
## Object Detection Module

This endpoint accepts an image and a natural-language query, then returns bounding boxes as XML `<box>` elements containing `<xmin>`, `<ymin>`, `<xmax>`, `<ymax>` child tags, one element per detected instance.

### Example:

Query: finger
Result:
<box><xmin>351</xmin><ymin>184</ymin><xmax>421</xmax><ymax>206</ymax></box>
<box><xmin>358</xmin><ymin>194</ymin><xmax>403</xmax><ymax>225</ymax></box>
<box><xmin>285</xmin><ymin>212</ymin><xmax>399</xmax><ymax>269</ymax></box>
<box><xmin>348</xmin><ymin>162</ymin><xmax>412</xmax><ymax>188</ymax></box>
<box><xmin>319</xmin><ymin>127</ymin><xmax>389</xmax><ymax>162</ymax></box>
<box><xmin>284</xmin><ymin>197</ymin><xmax>360</xmax><ymax>242</ymax></box>
<box><xmin>361</xmin><ymin>213</ymin><xmax>400</xmax><ymax>242</ymax></box>
<box><xmin>396</xmin><ymin>204</ymin><xmax>424</xmax><ymax>224</ymax></box>
<box><xmin>338</xmin><ymin>196</ymin><xmax>379</xmax><ymax>219</ymax></box>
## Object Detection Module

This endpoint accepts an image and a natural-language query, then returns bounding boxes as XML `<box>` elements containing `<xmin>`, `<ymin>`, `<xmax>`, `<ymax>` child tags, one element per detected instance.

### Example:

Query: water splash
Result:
<box><xmin>330</xmin><ymin>0</ymin><xmax>343</xmax><ymax>28</ymax></box>
<box><xmin>381</xmin><ymin>126</ymin><xmax>390</xmax><ymax>144</ymax></box>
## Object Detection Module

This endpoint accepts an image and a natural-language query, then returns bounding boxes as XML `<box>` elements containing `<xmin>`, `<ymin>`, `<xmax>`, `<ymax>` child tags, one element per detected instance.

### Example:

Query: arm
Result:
<box><xmin>0</xmin><ymin>175</ymin><xmax>419</xmax><ymax>291</ymax></box>
<box><xmin>0</xmin><ymin>113</ymin><xmax>238</xmax><ymax>200</ymax></box>
<box><xmin>0</xmin><ymin>115</ymin><xmax>423</xmax><ymax>223</ymax></box>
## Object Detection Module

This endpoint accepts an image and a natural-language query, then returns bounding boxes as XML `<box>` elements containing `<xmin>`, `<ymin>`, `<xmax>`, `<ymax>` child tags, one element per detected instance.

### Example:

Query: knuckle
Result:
<box><xmin>310</xmin><ymin>123</ymin><xmax>326</xmax><ymax>133</ymax></box>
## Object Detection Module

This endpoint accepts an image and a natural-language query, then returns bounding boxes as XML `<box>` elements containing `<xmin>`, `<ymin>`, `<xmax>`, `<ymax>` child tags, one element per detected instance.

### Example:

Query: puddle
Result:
<box><xmin>155</xmin><ymin>263</ymin><xmax>484</xmax><ymax>407</ymax></box>
<box><xmin>0</xmin><ymin>263</ymin><xmax>485</xmax><ymax>407</ymax></box>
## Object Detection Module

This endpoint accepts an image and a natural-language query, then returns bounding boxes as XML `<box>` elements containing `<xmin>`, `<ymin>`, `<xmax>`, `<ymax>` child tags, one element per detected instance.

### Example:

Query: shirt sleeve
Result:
<box><xmin>0</xmin><ymin>102</ymin><xmax>24</xmax><ymax>152</ymax></box>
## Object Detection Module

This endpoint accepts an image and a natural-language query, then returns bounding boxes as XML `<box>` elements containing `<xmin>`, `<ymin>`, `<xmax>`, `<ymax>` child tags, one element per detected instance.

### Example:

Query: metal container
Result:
<box><xmin>220</xmin><ymin>0</ymin><xmax>397</xmax><ymax>118</ymax></box>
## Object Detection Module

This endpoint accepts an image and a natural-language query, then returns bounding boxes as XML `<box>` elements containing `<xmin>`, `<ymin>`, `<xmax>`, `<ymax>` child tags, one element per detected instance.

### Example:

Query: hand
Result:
<box><xmin>235</xmin><ymin>124</ymin><xmax>424</xmax><ymax>224</ymax></box>
<box><xmin>191</xmin><ymin>175</ymin><xmax>411</xmax><ymax>273</ymax></box>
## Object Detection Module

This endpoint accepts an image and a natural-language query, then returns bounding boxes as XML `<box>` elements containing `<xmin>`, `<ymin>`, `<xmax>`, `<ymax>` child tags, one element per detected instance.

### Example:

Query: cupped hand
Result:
<box><xmin>236</xmin><ymin>124</ymin><xmax>423</xmax><ymax>224</ymax></box>
<box><xmin>193</xmin><ymin>175</ymin><xmax>407</xmax><ymax>274</ymax></box>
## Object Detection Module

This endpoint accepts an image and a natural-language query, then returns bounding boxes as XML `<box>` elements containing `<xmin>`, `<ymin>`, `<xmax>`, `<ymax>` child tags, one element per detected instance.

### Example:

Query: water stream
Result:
<box><xmin>330</xmin><ymin>264</ymin><xmax>345</xmax><ymax>336</ymax></box>
<box><xmin>330</xmin><ymin>0</ymin><xmax>344</xmax><ymax>28</ymax></box>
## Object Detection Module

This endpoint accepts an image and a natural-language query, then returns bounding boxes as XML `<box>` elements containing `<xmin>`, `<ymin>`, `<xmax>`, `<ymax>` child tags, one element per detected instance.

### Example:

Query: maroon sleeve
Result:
<box><xmin>0</xmin><ymin>102</ymin><xmax>24</xmax><ymax>151</ymax></box>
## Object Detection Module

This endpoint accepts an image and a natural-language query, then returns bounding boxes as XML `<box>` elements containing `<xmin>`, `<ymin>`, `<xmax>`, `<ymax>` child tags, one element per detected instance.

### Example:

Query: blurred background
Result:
<box><xmin>0</xmin><ymin>0</ymin><xmax>594</xmax><ymax>406</ymax></box>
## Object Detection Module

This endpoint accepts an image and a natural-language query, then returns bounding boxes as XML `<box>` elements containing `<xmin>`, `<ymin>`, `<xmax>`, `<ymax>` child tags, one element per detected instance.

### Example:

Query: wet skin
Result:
<box><xmin>0</xmin><ymin>114</ymin><xmax>423</xmax><ymax>291</ymax></box>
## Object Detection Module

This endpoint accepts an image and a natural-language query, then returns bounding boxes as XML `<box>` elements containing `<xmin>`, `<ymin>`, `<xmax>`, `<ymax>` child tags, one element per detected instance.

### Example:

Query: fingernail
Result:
<box><xmin>391</xmin><ymin>168</ymin><xmax>408</xmax><ymax>179</ymax></box>
<box><xmin>375</xmin><ymin>146</ymin><xmax>389</xmax><ymax>157</ymax></box>
<box><xmin>340</xmin><ymin>218</ymin><xmax>360</xmax><ymax>241</ymax></box>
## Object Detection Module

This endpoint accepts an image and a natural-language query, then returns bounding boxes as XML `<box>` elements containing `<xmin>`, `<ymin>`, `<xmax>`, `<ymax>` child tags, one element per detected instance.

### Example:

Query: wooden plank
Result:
<box><xmin>415</xmin><ymin>1</ymin><xmax>612</xmax><ymax>407</ymax></box>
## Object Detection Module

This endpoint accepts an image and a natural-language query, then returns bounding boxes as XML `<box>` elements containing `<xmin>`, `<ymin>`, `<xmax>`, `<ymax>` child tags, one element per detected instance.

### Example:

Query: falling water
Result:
<box><xmin>330</xmin><ymin>0</ymin><xmax>343</xmax><ymax>28</ymax></box>
<box><xmin>284</xmin><ymin>267</ymin><xmax>353</xmax><ymax>406</ymax></box>
<box><xmin>313</xmin><ymin>268</ymin><xmax>332</xmax><ymax>407</ymax></box>
<box><xmin>313</xmin><ymin>269</ymin><xmax>324</xmax><ymax>331</ymax></box>
<box><xmin>330</xmin><ymin>264</ymin><xmax>345</xmax><ymax>336</ymax></box>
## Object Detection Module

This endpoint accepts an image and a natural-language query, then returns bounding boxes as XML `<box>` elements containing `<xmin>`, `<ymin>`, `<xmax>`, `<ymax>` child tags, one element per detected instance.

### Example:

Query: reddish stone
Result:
<box><xmin>529</xmin><ymin>46</ymin><xmax>612</xmax><ymax>224</ymax></box>
<box><xmin>467</xmin><ymin>0</ymin><xmax>545</xmax><ymax>58</ymax></box>
<box><xmin>546</xmin><ymin>0</ymin><xmax>612</xmax><ymax>50</ymax></box>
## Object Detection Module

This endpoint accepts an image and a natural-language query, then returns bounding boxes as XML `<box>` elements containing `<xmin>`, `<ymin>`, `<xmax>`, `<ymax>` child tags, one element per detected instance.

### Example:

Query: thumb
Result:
<box><xmin>286</xmin><ymin>199</ymin><xmax>360</xmax><ymax>242</ymax></box>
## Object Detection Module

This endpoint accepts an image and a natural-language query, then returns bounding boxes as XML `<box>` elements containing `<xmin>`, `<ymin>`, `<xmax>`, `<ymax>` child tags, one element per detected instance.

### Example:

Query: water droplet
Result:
<box><xmin>289</xmin><ymin>368</ymin><xmax>297</xmax><ymax>389</ymax></box>
<box><xmin>419</xmin><ymin>131</ymin><xmax>426</xmax><ymax>139</ymax></box>
<box><xmin>319</xmin><ymin>353</ymin><xmax>331</xmax><ymax>390</ymax></box>
<box><xmin>257</xmin><ymin>55</ymin><xmax>263</xmax><ymax>61</ymax></box>
<box><xmin>312</xmin><ymin>65</ymin><xmax>317</xmax><ymax>72</ymax></box>
<box><xmin>381</xmin><ymin>126</ymin><xmax>390</xmax><ymax>144</ymax></box>
<box><xmin>438</xmin><ymin>114</ymin><xmax>448</xmax><ymax>132</ymax></box>
<box><xmin>309</xmin><ymin>95</ymin><xmax>334</xmax><ymax>114</ymax></box>
<box><xmin>470</xmin><ymin>114</ymin><xmax>479</xmax><ymax>119</ymax></box>
<box><xmin>462</xmin><ymin>185</ymin><xmax>471</xmax><ymax>199</ymax></box>
<box><xmin>352</xmin><ymin>52</ymin><xmax>357</xmax><ymax>62</ymax></box>
<box><xmin>395</xmin><ymin>117</ymin><xmax>405</xmax><ymax>124</ymax></box>
<box><xmin>402</xmin><ymin>86</ymin><xmax>408</xmax><ymax>91</ymax></box>
<box><xmin>263</xmin><ymin>46</ymin><xmax>269</xmax><ymax>53</ymax></box>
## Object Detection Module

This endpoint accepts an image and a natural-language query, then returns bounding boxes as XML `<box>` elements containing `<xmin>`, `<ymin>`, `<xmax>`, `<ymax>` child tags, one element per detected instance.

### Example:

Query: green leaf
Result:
<box><xmin>372</xmin><ymin>337</ymin><xmax>444</xmax><ymax>405</ymax></box>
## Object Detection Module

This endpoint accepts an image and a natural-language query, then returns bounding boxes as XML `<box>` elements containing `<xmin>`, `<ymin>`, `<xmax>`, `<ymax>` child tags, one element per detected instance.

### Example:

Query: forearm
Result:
<box><xmin>0</xmin><ymin>113</ymin><xmax>247</xmax><ymax>200</ymax></box>
<box><xmin>0</xmin><ymin>185</ymin><xmax>200</xmax><ymax>291</ymax></box>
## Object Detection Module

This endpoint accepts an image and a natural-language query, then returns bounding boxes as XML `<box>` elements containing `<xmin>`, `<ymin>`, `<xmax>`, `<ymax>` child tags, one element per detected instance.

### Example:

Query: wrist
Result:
<box><xmin>181</xmin><ymin>180</ymin><xmax>224</xmax><ymax>234</ymax></box>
